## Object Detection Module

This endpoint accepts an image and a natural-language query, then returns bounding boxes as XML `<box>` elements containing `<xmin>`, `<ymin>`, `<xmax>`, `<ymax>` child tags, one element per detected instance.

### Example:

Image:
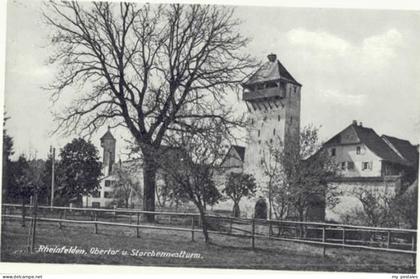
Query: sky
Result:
<box><xmin>2</xmin><ymin>0</ymin><xmax>420</xmax><ymax>160</ymax></box>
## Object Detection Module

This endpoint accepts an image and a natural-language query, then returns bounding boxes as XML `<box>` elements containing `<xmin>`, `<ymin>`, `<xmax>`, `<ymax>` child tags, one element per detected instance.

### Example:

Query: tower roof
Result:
<box><xmin>242</xmin><ymin>54</ymin><xmax>301</xmax><ymax>88</ymax></box>
<box><xmin>100</xmin><ymin>126</ymin><xmax>115</xmax><ymax>141</ymax></box>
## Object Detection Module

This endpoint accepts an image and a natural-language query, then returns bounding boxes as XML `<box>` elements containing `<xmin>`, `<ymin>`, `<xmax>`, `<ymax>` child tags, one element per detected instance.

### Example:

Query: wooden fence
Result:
<box><xmin>1</xmin><ymin>203</ymin><xmax>417</xmax><ymax>263</ymax></box>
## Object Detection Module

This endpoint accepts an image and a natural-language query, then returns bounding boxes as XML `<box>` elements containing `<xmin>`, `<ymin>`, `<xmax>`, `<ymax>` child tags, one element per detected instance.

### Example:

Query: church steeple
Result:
<box><xmin>100</xmin><ymin>126</ymin><xmax>116</xmax><ymax>176</ymax></box>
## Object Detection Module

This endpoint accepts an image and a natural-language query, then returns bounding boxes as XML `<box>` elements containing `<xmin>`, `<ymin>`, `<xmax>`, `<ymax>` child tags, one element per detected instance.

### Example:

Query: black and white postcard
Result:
<box><xmin>1</xmin><ymin>0</ymin><xmax>419</xmax><ymax>277</ymax></box>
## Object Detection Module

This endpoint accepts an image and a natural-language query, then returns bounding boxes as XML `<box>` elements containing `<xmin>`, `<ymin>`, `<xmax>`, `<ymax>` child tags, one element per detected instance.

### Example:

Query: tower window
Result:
<box><xmin>270</xmin><ymin>138</ymin><xmax>273</xmax><ymax>144</ymax></box>
<box><xmin>250</xmin><ymin>118</ymin><xmax>254</xmax><ymax>125</ymax></box>
<box><xmin>263</xmin><ymin>116</ymin><xmax>267</xmax><ymax>121</ymax></box>
<box><xmin>278</xmin><ymin>115</ymin><xmax>281</xmax><ymax>121</ymax></box>
<box><xmin>273</xmin><ymin>128</ymin><xmax>276</xmax><ymax>135</ymax></box>
<box><xmin>258</xmin><ymin>130</ymin><xmax>260</xmax><ymax>137</ymax></box>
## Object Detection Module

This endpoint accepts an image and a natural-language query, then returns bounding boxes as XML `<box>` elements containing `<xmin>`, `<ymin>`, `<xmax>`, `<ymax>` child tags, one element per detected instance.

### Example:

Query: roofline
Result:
<box><xmin>242</xmin><ymin>77</ymin><xmax>302</xmax><ymax>88</ymax></box>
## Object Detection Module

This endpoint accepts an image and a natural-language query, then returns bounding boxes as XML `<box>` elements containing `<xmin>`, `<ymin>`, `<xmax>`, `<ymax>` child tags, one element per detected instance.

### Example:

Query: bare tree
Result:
<box><xmin>156</xmin><ymin>117</ymin><xmax>228</xmax><ymax>243</ymax></box>
<box><xmin>43</xmin><ymin>1</ymin><xmax>256</xmax><ymax>220</ymax></box>
<box><xmin>262</xmin><ymin>125</ymin><xmax>341</xmax><ymax>222</ymax></box>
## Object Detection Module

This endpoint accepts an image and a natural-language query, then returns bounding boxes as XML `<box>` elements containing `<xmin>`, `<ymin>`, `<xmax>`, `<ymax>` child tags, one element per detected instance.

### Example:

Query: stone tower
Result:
<box><xmin>100</xmin><ymin>126</ymin><xmax>116</xmax><ymax>176</ymax></box>
<box><xmin>242</xmin><ymin>54</ymin><xmax>302</xmax><ymax>189</ymax></box>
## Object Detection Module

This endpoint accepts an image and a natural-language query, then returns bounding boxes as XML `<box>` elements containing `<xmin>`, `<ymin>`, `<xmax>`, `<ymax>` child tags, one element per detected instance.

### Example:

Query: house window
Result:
<box><xmin>362</xmin><ymin>162</ymin><xmax>372</xmax><ymax>171</ymax></box>
<box><xmin>270</xmin><ymin>138</ymin><xmax>273</xmax><ymax>144</ymax></box>
<box><xmin>104</xmin><ymin>191</ymin><xmax>113</xmax><ymax>198</ymax></box>
<box><xmin>331</xmin><ymin>148</ymin><xmax>336</xmax><ymax>157</ymax></box>
<box><xmin>258</xmin><ymin>140</ymin><xmax>261</xmax><ymax>145</ymax></box>
<box><xmin>341</xmin><ymin>162</ymin><xmax>346</xmax><ymax>170</ymax></box>
<box><xmin>356</xmin><ymin>146</ymin><xmax>361</xmax><ymax>155</ymax></box>
<box><xmin>104</xmin><ymin>180</ymin><xmax>111</xmax><ymax>187</ymax></box>
<box><xmin>294</xmin><ymin>87</ymin><xmax>297</xmax><ymax>93</ymax></box>
<box><xmin>278</xmin><ymin>115</ymin><xmax>281</xmax><ymax>121</ymax></box>
<box><xmin>273</xmin><ymin>128</ymin><xmax>276</xmax><ymax>135</ymax></box>
<box><xmin>260</xmin><ymin>158</ymin><xmax>264</xmax><ymax>166</ymax></box>
<box><xmin>258</xmin><ymin>130</ymin><xmax>260</xmax><ymax>137</ymax></box>
<box><xmin>92</xmin><ymin>190</ymin><xmax>100</xmax><ymax>198</ymax></box>
<box><xmin>347</xmin><ymin>161</ymin><xmax>355</xmax><ymax>170</ymax></box>
<box><xmin>263</xmin><ymin>116</ymin><xmax>267</xmax><ymax>121</ymax></box>
<box><xmin>250</xmin><ymin>118</ymin><xmax>254</xmax><ymax>125</ymax></box>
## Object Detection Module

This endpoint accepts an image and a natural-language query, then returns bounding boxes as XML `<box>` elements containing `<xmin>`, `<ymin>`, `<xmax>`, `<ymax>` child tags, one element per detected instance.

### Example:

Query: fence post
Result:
<box><xmin>59</xmin><ymin>209</ymin><xmax>63</xmax><ymax>229</ymax></box>
<box><xmin>191</xmin><ymin>216</ymin><xmax>195</xmax><ymax>242</ymax></box>
<box><xmin>94</xmin><ymin>211</ymin><xmax>98</xmax><ymax>234</ymax></box>
<box><xmin>136</xmin><ymin>212</ymin><xmax>140</xmax><ymax>238</ymax></box>
<box><xmin>251</xmin><ymin>219</ymin><xmax>255</xmax><ymax>249</ymax></box>
<box><xmin>22</xmin><ymin>202</ymin><xmax>26</xmax><ymax>228</ymax></box>
<box><xmin>387</xmin><ymin>231</ymin><xmax>391</xmax><ymax>248</ymax></box>
<box><xmin>322</xmin><ymin>225</ymin><xmax>326</xmax><ymax>257</ymax></box>
<box><xmin>342</xmin><ymin>228</ymin><xmax>345</xmax><ymax>246</ymax></box>
<box><xmin>411</xmin><ymin>233</ymin><xmax>416</xmax><ymax>266</ymax></box>
<box><xmin>113</xmin><ymin>205</ymin><xmax>116</xmax><ymax>222</ymax></box>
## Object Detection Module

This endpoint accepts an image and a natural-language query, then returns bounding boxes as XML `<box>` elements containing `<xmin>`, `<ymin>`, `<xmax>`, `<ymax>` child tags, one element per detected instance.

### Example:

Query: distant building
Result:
<box><xmin>324</xmin><ymin>120</ymin><xmax>419</xmax><ymax>222</ymax></box>
<box><xmin>82</xmin><ymin>128</ymin><xmax>184</xmax><ymax>209</ymax></box>
<box><xmin>83</xmin><ymin>127</ymin><xmax>118</xmax><ymax>208</ymax></box>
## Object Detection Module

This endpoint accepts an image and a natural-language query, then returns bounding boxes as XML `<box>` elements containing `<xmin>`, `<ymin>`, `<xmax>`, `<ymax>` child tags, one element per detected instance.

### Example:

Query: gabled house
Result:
<box><xmin>219</xmin><ymin>145</ymin><xmax>245</xmax><ymax>173</ymax></box>
<box><xmin>324</xmin><ymin>120</ymin><xmax>419</xmax><ymax>222</ymax></box>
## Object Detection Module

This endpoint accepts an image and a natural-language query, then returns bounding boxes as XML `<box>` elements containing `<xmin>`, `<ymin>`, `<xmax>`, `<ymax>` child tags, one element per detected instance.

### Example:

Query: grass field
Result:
<box><xmin>0</xmin><ymin>219</ymin><xmax>415</xmax><ymax>273</ymax></box>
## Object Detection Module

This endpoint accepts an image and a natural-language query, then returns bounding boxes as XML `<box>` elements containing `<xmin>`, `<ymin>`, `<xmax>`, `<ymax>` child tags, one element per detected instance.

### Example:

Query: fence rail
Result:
<box><xmin>1</xmin><ymin>203</ymin><xmax>417</xmax><ymax>261</ymax></box>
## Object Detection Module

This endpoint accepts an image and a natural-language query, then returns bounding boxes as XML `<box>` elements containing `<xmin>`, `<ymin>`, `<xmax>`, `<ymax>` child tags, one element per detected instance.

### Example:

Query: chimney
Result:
<box><xmin>352</xmin><ymin>120</ymin><xmax>357</xmax><ymax>125</ymax></box>
<box><xmin>359</xmin><ymin>122</ymin><xmax>363</xmax><ymax>127</ymax></box>
<box><xmin>267</xmin><ymin>53</ymin><xmax>277</xmax><ymax>62</ymax></box>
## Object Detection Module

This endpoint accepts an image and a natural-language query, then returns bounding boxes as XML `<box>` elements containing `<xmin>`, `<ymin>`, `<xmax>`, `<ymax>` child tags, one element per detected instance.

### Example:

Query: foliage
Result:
<box><xmin>112</xmin><ymin>164</ymin><xmax>141</xmax><ymax>208</ymax></box>
<box><xmin>393</xmin><ymin>183</ymin><xmax>418</xmax><ymax>229</ymax></box>
<box><xmin>2</xmin><ymin>114</ymin><xmax>14</xmax><ymax>202</ymax></box>
<box><xmin>346</xmin><ymin>183</ymin><xmax>418</xmax><ymax>229</ymax></box>
<box><xmin>262</xmin><ymin>125</ymin><xmax>341</xmax><ymax>221</ymax></box>
<box><xmin>223</xmin><ymin>172</ymin><xmax>257</xmax><ymax>217</ymax></box>
<box><xmin>55</xmin><ymin>138</ymin><xmax>102</xmax><ymax>205</ymax></box>
<box><xmin>44</xmin><ymin>2</ymin><xmax>257</xmax><ymax>215</ymax></box>
<box><xmin>348</xmin><ymin>188</ymin><xmax>398</xmax><ymax>227</ymax></box>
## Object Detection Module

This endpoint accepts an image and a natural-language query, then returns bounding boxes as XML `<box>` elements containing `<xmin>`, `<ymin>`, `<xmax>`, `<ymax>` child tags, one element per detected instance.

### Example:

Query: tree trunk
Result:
<box><xmin>198</xmin><ymin>206</ymin><xmax>209</xmax><ymax>243</ymax></box>
<box><xmin>143</xmin><ymin>154</ymin><xmax>156</xmax><ymax>222</ymax></box>
<box><xmin>232</xmin><ymin>202</ymin><xmax>240</xmax><ymax>218</ymax></box>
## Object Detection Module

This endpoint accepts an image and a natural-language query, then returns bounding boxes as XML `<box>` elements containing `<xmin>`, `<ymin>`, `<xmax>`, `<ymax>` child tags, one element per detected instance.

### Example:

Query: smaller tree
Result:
<box><xmin>263</xmin><ymin>125</ymin><xmax>341</xmax><ymax>222</ymax></box>
<box><xmin>157</xmin><ymin>119</ymin><xmax>228</xmax><ymax>243</ymax></box>
<box><xmin>223</xmin><ymin>172</ymin><xmax>257</xmax><ymax>217</ymax></box>
<box><xmin>112</xmin><ymin>165</ymin><xmax>141</xmax><ymax>208</ymax></box>
<box><xmin>55</xmin><ymin>138</ymin><xmax>102</xmax><ymax>206</ymax></box>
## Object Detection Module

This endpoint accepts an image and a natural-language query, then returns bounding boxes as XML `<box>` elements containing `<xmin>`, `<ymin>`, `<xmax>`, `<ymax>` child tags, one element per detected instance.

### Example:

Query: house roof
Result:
<box><xmin>220</xmin><ymin>145</ymin><xmax>246</xmax><ymax>168</ymax></box>
<box><xmin>232</xmin><ymin>145</ymin><xmax>245</xmax><ymax>162</ymax></box>
<box><xmin>352</xmin><ymin>125</ymin><xmax>409</xmax><ymax>166</ymax></box>
<box><xmin>242</xmin><ymin>54</ymin><xmax>301</xmax><ymax>87</ymax></box>
<box><xmin>325</xmin><ymin>122</ymin><xmax>416</xmax><ymax>167</ymax></box>
<box><xmin>381</xmin><ymin>135</ymin><xmax>419</xmax><ymax>167</ymax></box>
